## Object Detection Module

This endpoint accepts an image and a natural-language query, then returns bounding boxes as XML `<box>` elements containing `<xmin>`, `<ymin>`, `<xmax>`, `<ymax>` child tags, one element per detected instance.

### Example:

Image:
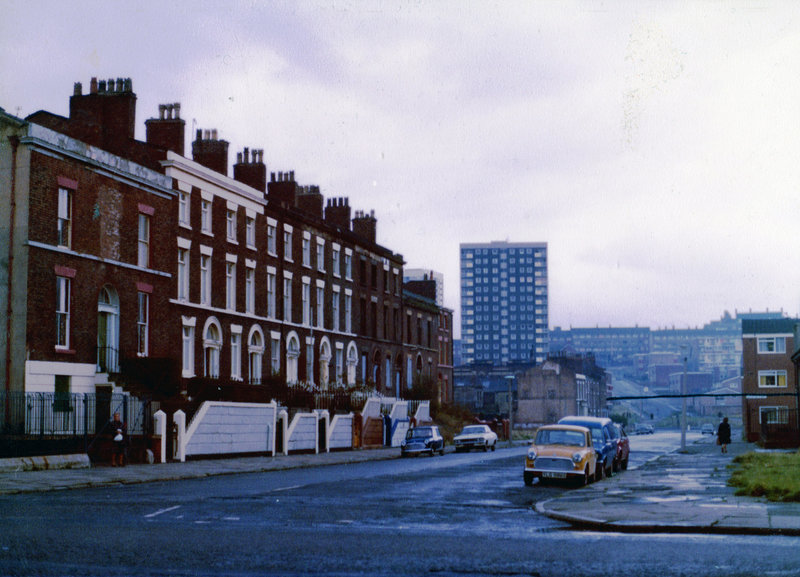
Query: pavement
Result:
<box><xmin>536</xmin><ymin>435</ymin><xmax>800</xmax><ymax>535</ymax></box>
<box><xmin>1</xmin><ymin>437</ymin><xmax>799</xmax><ymax>535</ymax></box>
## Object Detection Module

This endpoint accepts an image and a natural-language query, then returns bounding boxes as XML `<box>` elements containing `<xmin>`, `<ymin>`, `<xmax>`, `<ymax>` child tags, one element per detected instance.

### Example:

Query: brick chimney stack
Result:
<box><xmin>325</xmin><ymin>197</ymin><xmax>352</xmax><ymax>231</ymax></box>
<box><xmin>352</xmin><ymin>209</ymin><xmax>377</xmax><ymax>244</ymax></box>
<box><xmin>69</xmin><ymin>76</ymin><xmax>136</xmax><ymax>152</ymax></box>
<box><xmin>267</xmin><ymin>170</ymin><xmax>298</xmax><ymax>209</ymax></box>
<box><xmin>297</xmin><ymin>185</ymin><xmax>324</xmax><ymax>220</ymax></box>
<box><xmin>145</xmin><ymin>103</ymin><xmax>185</xmax><ymax>156</ymax></box>
<box><xmin>192</xmin><ymin>129</ymin><xmax>229</xmax><ymax>176</ymax></box>
<box><xmin>233</xmin><ymin>148</ymin><xmax>267</xmax><ymax>193</ymax></box>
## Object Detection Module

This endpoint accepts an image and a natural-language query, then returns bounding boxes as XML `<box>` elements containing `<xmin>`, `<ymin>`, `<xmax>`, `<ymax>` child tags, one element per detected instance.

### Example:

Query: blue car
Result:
<box><xmin>557</xmin><ymin>416</ymin><xmax>617</xmax><ymax>480</ymax></box>
<box><xmin>401</xmin><ymin>426</ymin><xmax>445</xmax><ymax>457</ymax></box>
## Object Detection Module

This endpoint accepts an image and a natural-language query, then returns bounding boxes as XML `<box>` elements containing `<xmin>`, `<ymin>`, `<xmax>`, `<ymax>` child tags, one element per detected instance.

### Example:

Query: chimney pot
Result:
<box><xmin>237</xmin><ymin>152</ymin><xmax>243</xmax><ymax>163</ymax></box>
<box><xmin>90</xmin><ymin>77</ymin><xmax>98</xmax><ymax>93</ymax></box>
<box><xmin>211</xmin><ymin>129</ymin><xmax>218</xmax><ymax>140</ymax></box>
<box><xmin>116</xmin><ymin>77</ymin><xmax>124</xmax><ymax>92</ymax></box>
<box><xmin>73</xmin><ymin>82</ymin><xmax>82</xmax><ymax>96</ymax></box>
<box><xmin>174</xmin><ymin>103</ymin><xmax>181</xmax><ymax>118</ymax></box>
<box><xmin>196</xmin><ymin>129</ymin><xmax>202</xmax><ymax>140</ymax></box>
<box><xmin>243</xmin><ymin>147</ymin><xmax>249</xmax><ymax>161</ymax></box>
<box><xmin>98</xmin><ymin>79</ymin><xmax>107</xmax><ymax>92</ymax></box>
<box><xmin>270</xmin><ymin>172</ymin><xmax>275</xmax><ymax>182</ymax></box>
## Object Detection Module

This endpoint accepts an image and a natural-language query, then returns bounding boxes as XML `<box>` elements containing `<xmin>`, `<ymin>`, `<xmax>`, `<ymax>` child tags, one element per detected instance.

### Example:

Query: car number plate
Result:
<box><xmin>543</xmin><ymin>472</ymin><xmax>566</xmax><ymax>479</ymax></box>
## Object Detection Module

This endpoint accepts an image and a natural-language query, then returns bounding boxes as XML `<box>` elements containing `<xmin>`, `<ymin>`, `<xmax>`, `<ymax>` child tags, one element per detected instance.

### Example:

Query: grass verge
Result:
<box><xmin>728</xmin><ymin>451</ymin><xmax>800</xmax><ymax>502</ymax></box>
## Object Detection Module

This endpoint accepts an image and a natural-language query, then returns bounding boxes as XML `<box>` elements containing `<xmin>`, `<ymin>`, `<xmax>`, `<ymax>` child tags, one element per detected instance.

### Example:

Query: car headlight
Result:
<box><xmin>572</xmin><ymin>453</ymin><xmax>582</xmax><ymax>464</ymax></box>
<box><xmin>401</xmin><ymin>440</ymin><xmax>406</xmax><ymax>447</ymax></box>
<box><xmin>527</xmin><ymin>449</ymin><xmax>537</xmax><ymax>460</ymax></box>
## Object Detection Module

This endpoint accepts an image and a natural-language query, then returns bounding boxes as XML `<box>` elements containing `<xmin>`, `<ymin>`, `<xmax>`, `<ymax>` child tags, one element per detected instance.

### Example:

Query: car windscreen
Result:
<box><xmin>407</xmin><ymin>428</ymin><xmax>432</xmax><ymax>439</ymax></box>
<box><xmin>535</xmin><ymin>429</ymin><xmax>586</xmax><ymax>447</ymax></box>
<box><xmin>460</xmin><ymin>426</ymin><xmax>485</xmax><ymax>435</ymax></box>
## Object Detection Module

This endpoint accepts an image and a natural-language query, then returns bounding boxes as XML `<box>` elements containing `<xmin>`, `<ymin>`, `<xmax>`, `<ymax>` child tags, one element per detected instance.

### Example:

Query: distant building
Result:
<box><xmin>516</xmin><ymin>352</ymin><xmax>609</xmax><ymax>426</ymax></box>
<box><xmin>460</xmin><ymin>241</ymin><xmax>548</xmax><ymax>365</ymax></box>
<box><xmin>550</xmin><ymin>326</ymin><xmax>650</xmax><ymax>368</ymax></box>
<box><xmin>404</xmin><ymin>269</ymin><xmax>444</xmax><ymax>307</ymax></box>
<box><xmin>553</xmin><ymin>311</ymin><xmax>783</xmax><ymax>388</ymax></box>
<box><xmin>690</xmin><ymin>377</ymin><xmax>742</xmax><ymax>419</ymax></box>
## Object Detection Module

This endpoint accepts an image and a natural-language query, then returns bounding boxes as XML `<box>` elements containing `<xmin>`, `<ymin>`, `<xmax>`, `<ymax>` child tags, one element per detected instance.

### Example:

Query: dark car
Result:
<box><xmin>611</xmin><ymin>423</ymin><xmax>630</xmax><ymax>471</ymax></box>
<box><xmin>401</xmin><ymin>426</ymin><xmax>445</xmax><ymax>457</ymax></box>
<box><xmin>634</xmin><ymin>423</ymin><xmax>654</xmax><ymax>435</ymax></box>
<box><xmin>557</xmin><ymin>416</ymin><xmax>617</xmax><ymax>480</ymax></box>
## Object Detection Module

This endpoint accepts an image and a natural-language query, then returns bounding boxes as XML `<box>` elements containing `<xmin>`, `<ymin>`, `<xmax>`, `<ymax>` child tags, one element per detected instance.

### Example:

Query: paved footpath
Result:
<box><xmin>536</xmin><ymin>435</ymin><xmax>800</xmax><ymax>535</ymax></box>
<box><xmin>2</xmin><ymin>438</ymin><xmax>799</xmax><ymax>535</ymax></box>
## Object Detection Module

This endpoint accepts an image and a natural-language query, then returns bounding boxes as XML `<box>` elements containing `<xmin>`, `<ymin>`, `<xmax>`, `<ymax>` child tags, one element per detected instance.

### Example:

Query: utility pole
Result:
<box><xmin>505</xmin><ymin>375</ymin><xmax>514</xmax><ymax>447</ymax></box>
<box><xmin>681</xmin><ymin>345</ymin><xmax>688</xmax><ymax>452</ymax></box>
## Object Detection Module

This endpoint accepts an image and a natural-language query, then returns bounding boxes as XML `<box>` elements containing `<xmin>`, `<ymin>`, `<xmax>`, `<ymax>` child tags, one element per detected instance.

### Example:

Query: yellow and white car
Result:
<box><xmin>524</xmin><ymin>424</ymin><xmax>597</xmax><ymax>486</ymax></box>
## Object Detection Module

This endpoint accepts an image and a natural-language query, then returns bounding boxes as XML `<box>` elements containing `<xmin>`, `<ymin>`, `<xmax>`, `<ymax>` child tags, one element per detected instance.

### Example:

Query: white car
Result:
<box><xmin>453</xmin><ymin>424</ymin><xmax>498</xmax><ymax>452</ymax></box>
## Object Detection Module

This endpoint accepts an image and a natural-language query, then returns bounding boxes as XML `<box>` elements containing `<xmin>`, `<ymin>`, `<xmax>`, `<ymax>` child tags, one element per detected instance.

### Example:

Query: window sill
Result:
<box><xmin>55</xmin><ymin>347</ymin><xmax>76</xmax><ymax>355</ymax></box>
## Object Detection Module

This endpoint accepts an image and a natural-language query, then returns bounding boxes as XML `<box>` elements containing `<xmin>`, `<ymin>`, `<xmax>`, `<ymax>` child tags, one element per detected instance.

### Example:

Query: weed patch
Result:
<box><xmin>728</xmin><ymin>451</ymin><xmax>800</xmax><ymax>502</ymax></box>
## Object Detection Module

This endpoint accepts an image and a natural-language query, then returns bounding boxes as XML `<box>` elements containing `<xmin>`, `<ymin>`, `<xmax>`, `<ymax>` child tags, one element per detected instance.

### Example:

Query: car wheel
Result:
<box><xmin>440</xmin><ymin>445</ymin><xmax>445</xmax><ymax>456</ymax></box>
<box><xmin>491</xmin><ymin>442</ymin><xmax>496</xmax><ymax>452</ymax></box>
<box><xmin>483</xmin><ymin>443</ymin><xmax>489</xmax><ymax>452</ymax></box>
<box><xmin>622</xmin><ymin>458</ymin><xmax>629</xmax><ymax>471</ymax></box>
<box><xmin>613</xmin><ymin>458</ymin><xmax>620</xmax><ymax>473</ymax></box>
<box><xmin>583</xmin><ymin>466</ymin><xmax>591</xmax><ymax>486</ymax></box>
<box><xmin>605</xmin><ymin>460</ymin><xmax>613</xmax><ymax>478</ymax></box>
<box><xmin>596</xmin><ymin>462</ymin><xmax>604</xmax><ymax>481</ymax></box>
<box><xmin>524</xmin><ymin>472</ymin><xmax>534</xmax><ymax>486</ymax></box>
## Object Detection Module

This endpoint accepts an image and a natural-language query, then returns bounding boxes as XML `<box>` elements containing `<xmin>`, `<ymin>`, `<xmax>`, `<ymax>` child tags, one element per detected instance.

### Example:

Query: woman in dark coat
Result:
<box><xmin>717</xmin><ymin>417</ymin><xmax>731</xmax><ymax>454</ymax></box>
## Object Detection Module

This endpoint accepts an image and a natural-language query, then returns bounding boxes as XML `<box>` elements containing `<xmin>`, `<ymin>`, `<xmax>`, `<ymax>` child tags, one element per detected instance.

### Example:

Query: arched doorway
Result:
<box><xmin>248</xmin><ymin>326</ymin><xmax>264</xmax><ymax>385</ymax></box>
<box><xmin>346</xmin><ymin>342</ymin><xmax>358</xmax><ymax>386</ymax></box>
<box><xmin>202</xmin><ymin>318</ymin><xmax>222</xmax><ymax>378</ymax></box>
<box><xmin>394</xmin><ymin>354</ymin><xmax>403</xmax><ymax>397</ymax></box>
<box><xmin>372</xmin><ymin>349</ymin><xmax>382</xmax><ymax>389</ymax></box>
<box><xmin>286</xmin><ymin>332</ymin><xmax>300</xmax><ymax>384</ymax></box>
<box><xmin>97</xmin><ymin>285</ymin><xmax>120</xmax><ymax>373</ymax></box>
<box><xmin>319</xmin><ymin>338</ymin><xmax>332</xmax><ymax>390</ymax></box>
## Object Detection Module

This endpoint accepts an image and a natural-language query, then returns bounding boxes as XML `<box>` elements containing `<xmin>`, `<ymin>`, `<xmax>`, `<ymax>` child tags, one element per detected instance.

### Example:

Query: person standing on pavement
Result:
<box><xmin>110</xmin><ymin>412</ymin><xmax>127</xmax><ymax>466</ymax></box>
<box><xmin>717</xmin><ymin>416</ymin><xmax>731</xmax><ymax>454</ymax></box>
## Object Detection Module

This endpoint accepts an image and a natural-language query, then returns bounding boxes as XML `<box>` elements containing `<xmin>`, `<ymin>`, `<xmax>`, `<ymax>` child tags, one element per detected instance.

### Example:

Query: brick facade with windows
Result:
<box><xmin>1</xmin><ymin>77</ymin><xmax>452</xmax><ymax>407</ymax></box>
<box><xmin>741</xmin><ymin>318</ymin><xmax>799</xmax><ymax>442</ymax></box>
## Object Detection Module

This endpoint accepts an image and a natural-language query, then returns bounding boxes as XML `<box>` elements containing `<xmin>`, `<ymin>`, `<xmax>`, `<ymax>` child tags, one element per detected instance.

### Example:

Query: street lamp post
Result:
<box><xmin>681</xmin><ymin>346</ymin><xmax>688</xmax><ymax>452</ymax></box>
<box><xmin>505</xmin><ymin>375</ymin><xmax>514</xmax><ymax>447</ymax></box>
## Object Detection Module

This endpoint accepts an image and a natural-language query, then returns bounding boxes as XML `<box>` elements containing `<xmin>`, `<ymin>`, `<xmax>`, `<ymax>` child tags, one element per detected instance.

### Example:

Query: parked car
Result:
<box><xmin>453</xmin><ymin>424</ymin><xmax>498</xmax><ymax>452</ymax></box>
<box><xmin>401</xmin><ymin>426</ymin><xmax>445</xmax><ymax>457</ymax></box>
<box><xmin>701</xmin><ymin>423</ymin><xmax>715</xmax><ymax>435</ymax></box>
<box><xmin>557</xmin><ymin>416</ymin><xmax>617</xmax><ymax>480</ymax></box>
<box><xmin>611</xmin><ymin>423</ymin><xmax>630</xmax><ymax>471</ymax></box>
<box><xmin>524</xmin><ymin>424</ymin><xmax>597</xmax><ymax>486</ymax></box>
<box><xmin>634</xmin><ymin>423</ymin><xmax>654</xmax><ymax>435</ymax></box>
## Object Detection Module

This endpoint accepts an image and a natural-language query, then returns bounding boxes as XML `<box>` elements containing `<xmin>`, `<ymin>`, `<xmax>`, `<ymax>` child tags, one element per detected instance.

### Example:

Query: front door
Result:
<box><xmin>97</xmin><ymin>286</ymin><xmax>119</xmax><ymax>372</ymax></box>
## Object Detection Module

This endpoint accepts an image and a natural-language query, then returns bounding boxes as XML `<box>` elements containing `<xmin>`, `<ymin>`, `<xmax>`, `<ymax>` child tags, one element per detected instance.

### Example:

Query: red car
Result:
<box><xmin>611</xmin><ymin>423</ymin><xmax>630</xmax><ymax>472</ymax></box>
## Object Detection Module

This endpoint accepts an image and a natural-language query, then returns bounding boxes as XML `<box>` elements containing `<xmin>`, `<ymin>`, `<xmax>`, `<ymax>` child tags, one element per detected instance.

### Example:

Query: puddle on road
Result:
<box><xmin>642</xmin><ymin>495</ymin><xmax>701</xmax><ymax>503</ymax></box>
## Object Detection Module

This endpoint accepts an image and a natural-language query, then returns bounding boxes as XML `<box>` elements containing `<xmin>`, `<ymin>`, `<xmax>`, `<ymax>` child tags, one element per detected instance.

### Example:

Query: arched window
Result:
<box><xmin>286</xmin><ymin>332</ymin><xmax>300</xmax><ymax>384</ymax></box>
<box><xmin>203</xmin><ymin>318</ymin><xmax>222</xmax><ymax>378</ymax></box>
<box><xmin>248</xmin><ymin>326</ymin><xmax>264</xmax><ymax>385</ymax></box>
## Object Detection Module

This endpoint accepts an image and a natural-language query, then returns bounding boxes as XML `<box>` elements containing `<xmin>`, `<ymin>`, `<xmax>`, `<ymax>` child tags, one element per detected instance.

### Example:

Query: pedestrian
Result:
<box><xmin>110</xmin><ymin>411</ymin><xmax>127</xmax><ymax>466</ymax></box>
<box><xmin>717</xmin><ymin>416</ymin><xmax>731</xmax><ymax>454</ymax></box>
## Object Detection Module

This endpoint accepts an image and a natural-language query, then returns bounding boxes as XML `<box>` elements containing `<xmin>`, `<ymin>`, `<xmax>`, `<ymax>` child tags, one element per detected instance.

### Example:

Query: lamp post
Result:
<box><xmin>680</xmin><ymin>345</ymin><xmax>688</xmax><ymax>452</ymax></box>
<box><xmin>505</xmin><ymin>375</ymin><xmax>514</xmax><ymax>447</ymax></box>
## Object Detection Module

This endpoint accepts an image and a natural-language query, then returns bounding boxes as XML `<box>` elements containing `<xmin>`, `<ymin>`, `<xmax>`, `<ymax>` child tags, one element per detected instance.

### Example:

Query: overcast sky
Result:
<box><xmin>3</xmin><ymin>1</ymin><xmax>800</xmax><ymax>337</ymax></box>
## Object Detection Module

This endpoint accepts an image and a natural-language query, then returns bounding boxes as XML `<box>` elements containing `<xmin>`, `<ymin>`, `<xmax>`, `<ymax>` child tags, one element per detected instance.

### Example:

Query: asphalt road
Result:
<box><xmin>1</xmin><ymin>434</ymin><xmax>797</xmax><ymax>577</ymax></box>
